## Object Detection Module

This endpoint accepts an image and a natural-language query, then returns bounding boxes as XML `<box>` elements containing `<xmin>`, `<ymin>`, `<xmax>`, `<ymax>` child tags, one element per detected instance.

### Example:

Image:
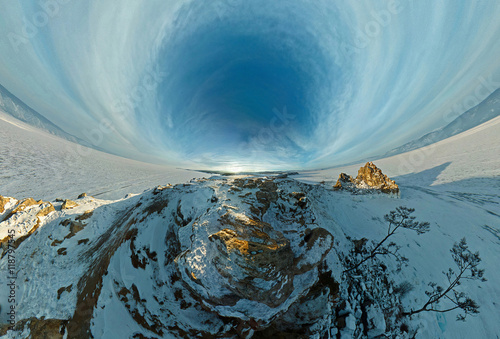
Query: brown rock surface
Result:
<box><xmin>0</xmin><ymin>318</ymin><xmax>68</xmax><ymax>338</ymax></box>
<box><xmin>333</xmin><ymin>162</ymin><xmax>399</xmax><ymax>194</ymax></box>
<box><xmin>3</xmin><ymin>198</ymin><xmax>41</xmax><ymax>221</ymax></box>
<box><xmin>209</xmin><ymin>213</ymin><xmax>294</xmax><ymax>308</ymax></box>
<box><xmin>62</xmin><ymin>200</ymin><xmax>79</xmax><ymax>210</ymax></box>
<box><xmin>333</xmin><ymin>173</ymin><xmax>355</xmax><ymax>190</ymax></box>
<box><xmin>355</xmin><ymin>162</ymin><xmax>399</xmax><ymax>193</ymax></box>
<box><xmin>0</xmin><ymin>195</ymin><xmax>11</xmax><ymax>214</ymax></box>
<box><xmin>37</xmin><ymin>203</ymin><xmax>56</xmax><ymax>218</ymax></box>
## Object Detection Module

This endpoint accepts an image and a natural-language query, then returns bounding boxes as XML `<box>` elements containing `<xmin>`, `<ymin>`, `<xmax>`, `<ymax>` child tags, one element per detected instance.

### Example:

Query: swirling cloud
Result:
<box><xmin>1</xmin><ymin>0</ymin><xmax>499</xmax><ymax>171</ymax></box>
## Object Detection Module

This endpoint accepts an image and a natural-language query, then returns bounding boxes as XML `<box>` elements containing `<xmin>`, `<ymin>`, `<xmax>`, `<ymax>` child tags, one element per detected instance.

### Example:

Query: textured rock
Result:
<box><xmin>76</xmin><ymin>210</ymin><xmax>94</xmax><ymax>221</ymax></box>
<box><xmin>333</xmin><ymin>173</ymin><xmax>355</xmax><ymax>190</ymax></box>
<box><xmin>3</xmin><ymin>197</ymin><xmax>40</xmax><ymax>221</ymax></box>
<box><xmin>174</xmin><ymin>177</ymin><xmax>337</xmax><ymax>331</ymax></box>
<box><xmin>62</xmin><ymin>199</ymin><xmax>79</xmax><ymax>210</ymax></box>
<box><xmin>0</xmin><ymin>195</ymin><xmax>11</xmax><ymax>214</ymax></box>
<box><xmin>0</xmin><ymin>318</ymin><xmax>68</xmax><ymax>338</ymax></box>
<box><xmin>0</xmin><ymin>200</ymin><xmax>55</xmax><ymax>257</ymax></box>
<box><xmin>69</xmin><ymin>221</ymin><xmax>86</xmax><ymax>235</ymax></box>
<box><xmin>1</xmin><ymin>176</ymin><xmax>340</xmax><ymax>338</ymax></box>
<box><xmin>11</xmin><ymin>197</ymin><xmax>39</xmax><ymax>213</ymax></box>
<box><xmin>366</xmin><ymin>304</ymin><xmax>386</xmax><ymax>337</ymax></box>
<box><xmin>37</xmin><ymin>203</ymin><xmax>56</xmax><ymax>218</ymax></box>
<box><xmin>355</xmin><ymin>162</ymin><xmax>399</xmax><ymax>193</ymax></box>
<box><xmin>208</xmin><ymin>213</ymin><xmax>294</xmax><ymax>308</ymax></box>
<box><xmin>333</xmin><ymin>162</ymin><xmax>399</xmax><ymax>194</ymax></box>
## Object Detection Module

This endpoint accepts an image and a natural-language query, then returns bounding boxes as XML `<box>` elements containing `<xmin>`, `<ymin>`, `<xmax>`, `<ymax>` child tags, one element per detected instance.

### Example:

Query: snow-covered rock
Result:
<box><xmin>333</xmin><ymin>162</ymin><xmax>399</xmax><ymax>195</ymax></box>
<box><xmin>0</xmin><ymin>176</ymin><xmax>341</xmax><ymax>338</ymax></box>
<box><xmin>366</xmin><ymin>304</ymin><xmax>386</xmax><ymax>338</ymax></box>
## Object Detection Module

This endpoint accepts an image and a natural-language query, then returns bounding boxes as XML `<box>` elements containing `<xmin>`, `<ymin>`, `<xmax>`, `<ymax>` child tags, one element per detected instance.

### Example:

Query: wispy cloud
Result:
<box><xmin>0</xmin><ymin>0</ymin><xmax>499</xmax><ymax>170</ymax></box>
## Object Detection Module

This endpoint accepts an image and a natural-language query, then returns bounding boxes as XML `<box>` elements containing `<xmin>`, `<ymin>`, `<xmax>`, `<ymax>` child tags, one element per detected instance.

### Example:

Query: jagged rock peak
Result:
<box><xmin>333</xmin><ymin>173</ymin><xmax>355</xmax><ymax>190</ymax></box>
<box><xmin>333</xmin><ymin>162</ymin><xmax>399</xmax><ymax>194</ymax></box>
<box><xmin>356</xmin><ymin>162</ymin><xmax>399</xmax><ymax>193</ymax></box>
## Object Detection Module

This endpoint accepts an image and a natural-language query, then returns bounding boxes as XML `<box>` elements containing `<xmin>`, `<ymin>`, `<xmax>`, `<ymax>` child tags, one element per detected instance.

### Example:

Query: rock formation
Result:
<box><xmin>61</xmin><ymin>199</ymin><xmax>78</xmax><ymax>209</ymax></box>
<box><xmin>333</xmin><ymin>162</ymin><xmax>399</xmax><ymax>195</ymax></box>
<box><xmin>0</xmin><ymin>197</ymin><xmax>55</xmax><ymax>256</ymax></box>
<box><xmin>0</xmin><ymin>196</ymin><xmax>10</xmax><ymax>214</ymax></box>
<box><xmin>0</xmin><ymin>176</ymin><xmax>340</xmax><ymax>338</ymax></box>
<box><xmin>333</xmin><ymin>173</ymin><xmax>355</xmax><ymax>190</ymax></box>
<box><xmin>174</xmin><ymin>177</ymin><xmax>337</xmax><ymax>334</ymax></box>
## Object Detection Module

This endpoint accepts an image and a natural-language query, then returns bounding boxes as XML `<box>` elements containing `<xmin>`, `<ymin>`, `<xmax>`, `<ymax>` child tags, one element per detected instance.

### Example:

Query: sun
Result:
<box><xmin>226</xmin><ymin>164</ymin><xmax>244</xmax><ymax>173</ymax></box>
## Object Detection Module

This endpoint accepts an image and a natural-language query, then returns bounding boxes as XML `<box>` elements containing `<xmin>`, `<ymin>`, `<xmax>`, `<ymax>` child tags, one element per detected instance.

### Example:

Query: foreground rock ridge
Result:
<box><xmin>333</xmin><ymin>162</ymin><xmax>399</xmax><ymax>195</ymax></box>
<box><xmin>0</xmin><ymin>176</ymin><xmax>344</xmax><ymax>338</ymax></box>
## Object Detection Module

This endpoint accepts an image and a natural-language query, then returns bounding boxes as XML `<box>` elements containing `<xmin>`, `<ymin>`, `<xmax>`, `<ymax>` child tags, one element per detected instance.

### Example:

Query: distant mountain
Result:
<box><xmin>386</xmin><ymin>87</ymin><xmax>500</xmax><ymax>156</ymax></box>
<box><xmin>0</xmin><ymin>83</ymin><xmax>92</xmax><ymax>147</ymax></box>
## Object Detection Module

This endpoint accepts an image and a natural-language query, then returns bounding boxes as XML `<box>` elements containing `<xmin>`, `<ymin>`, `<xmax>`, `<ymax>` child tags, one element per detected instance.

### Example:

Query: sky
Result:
<box><xmin>0</xmin><ymin>0</ymin><xmax>499</xmax><ymax>171</ymax></box>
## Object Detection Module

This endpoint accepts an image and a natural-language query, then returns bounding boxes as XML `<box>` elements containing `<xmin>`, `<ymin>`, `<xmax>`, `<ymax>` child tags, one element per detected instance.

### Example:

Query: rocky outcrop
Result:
<box><xmin>37</xmin><ymin>203</ymin><xmax>55</xmax><ymax>218</ymax></box>
<box><xmin>1</xmin><ymin>198</ymin><xmax>55</xmax><ymax>257</ymax></box>
<box><xmin>0</xmin><ymin>318</ymin><xmax>68</xmax><ymax>338</ymax></box>
<box><xmin>356</xmin><ymin>162</ymin><xmax>399</xmax><ymax>193</ymax></box>
<box><xmin>333</xmin><ymin>173</ymin><xmax>355</xmax><ymax>190</ymax></box>
<box><xmin>1</xmin><ymin>176</ymin><xmax>340</xmax><ymax>338</ymax></box>
<box><xmin>207</xmin><ymin>213</ymin><xmax>295</xmax><ymax>308</ymax></box>
<box><xmin>62</xmin><ymin>200</ymin><xmax>78</xmax><ymax>210</ymax></box>
<box><xmin>170</xmin><ymin>177</ymin><xmax>338</xmax><ymax>335</ymax></box>
<box><xmin>0</xmin><ymin>196</ymin><xmax>11</xmax><ymax>214</ymax></box>
<box><xmin>333</xmin><ymin>162</ymin><xmax>399</xmax><ymax>195</ymax></box>
<box><xmin>4</xmin><ymin>198</ymin><xmax>40</xmax><ymax>220</ymax></box>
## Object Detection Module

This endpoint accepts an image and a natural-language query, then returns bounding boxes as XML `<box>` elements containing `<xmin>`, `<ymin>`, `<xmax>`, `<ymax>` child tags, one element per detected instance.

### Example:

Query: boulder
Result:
<box><xmin>0</xmin><ymin>195</ymin><xmax>11</xmax><ymax>213</ymax></box>
<box><xmin>62</xmin><ymin>200</ymin><xmax>79</xmax><ymax>210</ymax></box>
<box><xmin>3</xmin><ymin>198</ymin><xmax>40</xmax><ymax>220</ymax></box>
<box><xmin>37</xmin><ymin>203</ymin><xmax>56</xmax><ymax>218</ymax></box>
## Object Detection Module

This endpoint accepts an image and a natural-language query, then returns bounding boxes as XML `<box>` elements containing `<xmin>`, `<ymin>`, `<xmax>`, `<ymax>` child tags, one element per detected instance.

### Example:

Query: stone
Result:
<box><xmin>355</xmin><ymin>162</ymin><xmax>399</xmax><ymax>194</ymax></box>
<box><xmin>333</xmin><ymin>173</ymin><xmax>355</xmax><ymax>190</ymax></box>
<box><xmin>62</xmin><ymin>200</ymin><xmax>79</xmax><ymax>210</ymax></box>
<box><xmin>209</xmin><ymin>217</ymin><xmax>294</xmax><ymax>308</ymax></box>
<box><xmin>3</xmin><ymin>198</ymin><xmax>40</xmax><ymax>220</ymax></box>
<box><xmin>333</xmin><ymin>163</ymin><xmax>399</xmax><ymax>194</ymax></box>
<box><xmin>70</xmin><ymin>221</ymin><xmax>86</xmax><ymax>234</ymax></box>
<box><xmin>175</xmin><ymin>205</ymin><xmax>335</xmax><ymax>329</ymax></box>
<box><xmin>366</xmin><ymin>304</ymin><xmax>386</xmax><ymax>338</ymax></box>
<box><xmin>37</xmin><ymin>203</ymin><xmax>55</xmax><ymax>218</ymax></box>
<box><xmin>0</xmin><ymin>195</ymin><xmax>11</xmax><ymax>214</ymax></box>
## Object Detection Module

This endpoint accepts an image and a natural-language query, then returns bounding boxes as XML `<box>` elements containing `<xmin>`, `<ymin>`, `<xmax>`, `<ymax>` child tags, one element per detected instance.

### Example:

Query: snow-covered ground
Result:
<box><xmin>0</xmin><ymin>111</ymin><xmax>206</xmax><ymax>201</ymax></box>
<box><xmin>0</xmin><ymin>112</ymin><xmax>498</xmax><ymax>338</ymax></box>
<box><xmin>296</xmin><ymin>114</ymin><xmax>500</xmax><ymax>338</ymax></box>
<box><xmin>384</xmin><ymin>87</ymin><xmax>500</xmax><ymax>157</ymax></box>
<box><xmin>297</xmin><ymin>114</ymin><xmax>500</xmax><ymax>188</ymax></box>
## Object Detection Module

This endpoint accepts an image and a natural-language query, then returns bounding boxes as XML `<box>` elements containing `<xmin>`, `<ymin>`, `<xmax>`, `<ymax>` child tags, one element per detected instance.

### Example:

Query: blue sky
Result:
<box><xmin>0</xmin><ymin>0</ymin><xmax>499</xmax><ymax>171</ymax></box>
